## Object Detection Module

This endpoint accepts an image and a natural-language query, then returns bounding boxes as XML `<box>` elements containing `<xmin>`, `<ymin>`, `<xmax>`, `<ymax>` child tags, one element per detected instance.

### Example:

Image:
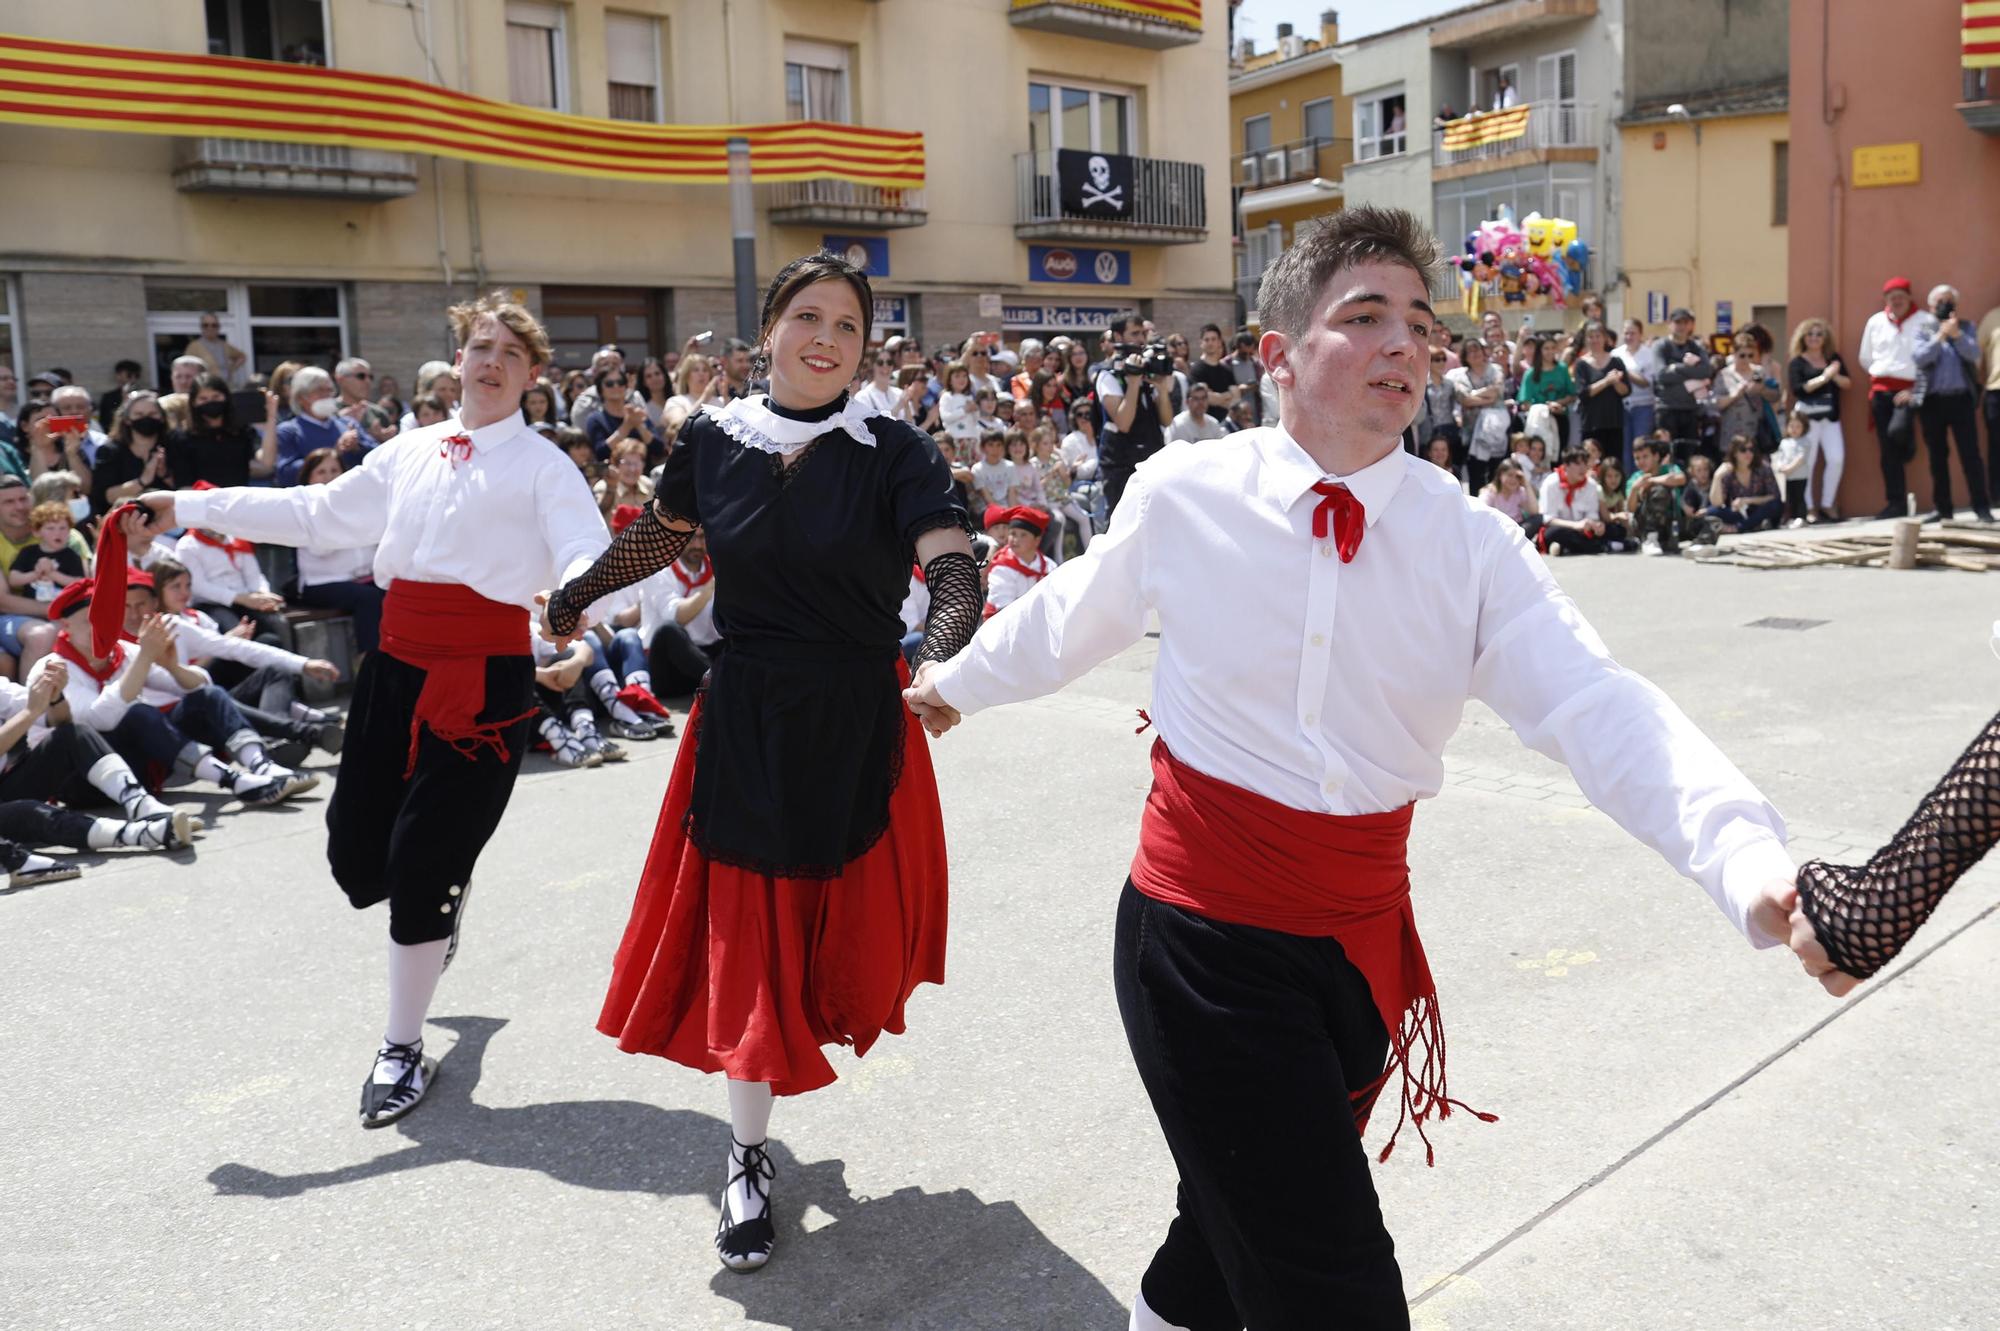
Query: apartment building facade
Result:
<box><xmin>0</xmin><ymin>0</ymin><xmax>1233</xmax><ymax>395</ymax></box>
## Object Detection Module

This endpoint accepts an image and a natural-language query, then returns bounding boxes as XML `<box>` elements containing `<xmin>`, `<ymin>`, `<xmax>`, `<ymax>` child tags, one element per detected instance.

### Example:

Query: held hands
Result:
<box><xmin>533</xmin><ymin>589</ymin><xmax>588</xmax><ymax>650</ymax></box>
<box><xmin>901</xmin><ymin>660</ymin><xmax>961</xmax><ymax>738</ymax></box>
<box><xmin>1749</xmin><ymin>878</ymin><xmax>1859</xmax><ymax>997</ymax></box>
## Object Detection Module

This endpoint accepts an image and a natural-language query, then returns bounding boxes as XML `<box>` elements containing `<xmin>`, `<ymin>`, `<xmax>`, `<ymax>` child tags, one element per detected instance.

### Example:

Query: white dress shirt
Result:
<box><xmin>900</xmin><ymin>573</ymin><xmax>929</xmax><ymax>635</ymax></box>
<box><xmin>1538</xmin><ymin>472</ymin><xmax>1603</xmax><ymax>524</ymax></box>
<box><xmin>166</xmin><ymin>608</ymin><xmax>308</xmax><ymax>675</ymax></box>
<box><xmin>0</xmin><ymin>664</ymin><xmax>56</xmax><ymax>773</ymax></box>
<box><xmin>654</xmin><ymin>557</ymin><xmax>720</xmax><ymax>648</ymax></box>
<box><xmin>174</xmin><ymin>415</ymin><xmax>613</xmax><ymax>619</ymax></box>
<box><xmin>296</xmin><ymin>543</ymin><xmax>377</xmax><ymax>588</ymax></box>
<box><xmin>62</xmin><ymin>645</ymin><xmax>204</xmax><ymax>731</ymax></box>
<box><xmin>931</xmin><ymin>426</ymin><xmax>1795</xmax><ymax>946</ymax></box>
<box><xmin>174</xmin><ymin>532</ymin><xmax>271</xmax><ymax>607</ymax></box>
<box><xmin>985</xmin><ymin>549</ymin><xmax>1056</xmax><ymax>616</ymax></box>
<box><xmin>1166</xmin><ymin>409</ymin><xmax>1229</xmax><ymax>445</ymax></box>
<box><xmin>1858</xmin><ymin>309</ymin><xmax>1923</xmax><ymax>382</ymax></box>
<box><xmin>852</xmin><ymin>380</ymin><xmax>902</xmax><ymax>418</ymax></box>
<box><xmin>1061</xmin><ymin>429</ymin><xmax>1100</xmax><ymax>481</ymax></box>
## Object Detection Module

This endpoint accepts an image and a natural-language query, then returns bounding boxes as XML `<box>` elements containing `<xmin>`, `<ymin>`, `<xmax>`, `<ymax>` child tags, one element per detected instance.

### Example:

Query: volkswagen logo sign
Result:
<box><xmin>1042</xmin><ymin>248</ymin><xmax>1078</xmax><ymax>280</ymax></box>
<box><xmin>1093</xmin><ymin>251</ymin><xmax>1121</xmax><ymax>284</ymax></box>
<box><xmin>843</xmin><ymin>241</ymin><xmax>871</xmax><ymax>270</ymax></box>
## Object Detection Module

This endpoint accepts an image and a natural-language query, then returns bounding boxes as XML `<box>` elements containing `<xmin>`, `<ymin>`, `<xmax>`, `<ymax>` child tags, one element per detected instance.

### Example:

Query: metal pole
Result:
<box><xmin>727</xmin><ymin>138</ymin><xmax>757</xmax><ymax>340</ymax></box>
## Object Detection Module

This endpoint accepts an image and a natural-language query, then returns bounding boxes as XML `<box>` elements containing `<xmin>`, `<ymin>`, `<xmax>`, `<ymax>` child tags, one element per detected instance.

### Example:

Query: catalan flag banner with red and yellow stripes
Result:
<box><xmin>1010</xmin><ymin>0</ymin><xmax>1202</xmax><ymax>30</ymax></box>
<box><xmin>1440</xmin><ymin>104</ymin><xmax>1532</xmax><ymax>152</ymax></box>
<box><xmin>0</xmin><ymin>33</ymin><xmax>926</xmax><ymax>188</ymax></box>
<box><xmin>1966</xmin><ymin>1</ymin><xmax>2000</xmax><ymax>68</ymax></box>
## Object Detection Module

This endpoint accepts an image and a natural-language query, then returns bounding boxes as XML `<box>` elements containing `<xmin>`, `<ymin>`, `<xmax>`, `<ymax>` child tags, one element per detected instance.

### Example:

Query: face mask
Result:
<box><xmin>128</xmin><ymin>416</ymin><xmax>164</xmax><ymax>439</ymax></box>
<box><xmin>195</xmin><ymin>401</ymin><xmax>227</xmax><ymax>421</ymax></box>
<box><xmin>308</xmin><ymin>397</ymin><xmax>339</xmax><ymax>421</ymax></box>
<box><xmin>68</xmin><ymin>497</ymin><xmax>91</xmax><ymax>524</ymax></box>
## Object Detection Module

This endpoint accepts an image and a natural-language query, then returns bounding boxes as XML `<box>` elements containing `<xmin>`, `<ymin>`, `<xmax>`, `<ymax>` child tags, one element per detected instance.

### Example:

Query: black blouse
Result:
<box><xmin>1788</xmin><ymin>354</ymin><xmax>1843</xmax><ymax>422</ymax></box>
<box><xmin>1571</xmin><ymin>357</ymin><xmax>1627</xmax><ymax>434</ymax></box>
<box><xmin>659</xmin><ymin>394</ymin><xmax>968</xmax><ymax>878</ymax></box>
<box><xmin>167</xmin><ymin>424</ymin><xmax>261</xmax><ymax>488</ymax></box>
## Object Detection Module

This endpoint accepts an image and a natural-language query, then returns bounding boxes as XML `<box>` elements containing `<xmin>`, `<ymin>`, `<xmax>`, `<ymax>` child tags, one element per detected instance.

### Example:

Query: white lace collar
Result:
<box><xmin>702</xmin><ymin>393</ymin><xmax>878</xmax><ymax>457</ymax></box>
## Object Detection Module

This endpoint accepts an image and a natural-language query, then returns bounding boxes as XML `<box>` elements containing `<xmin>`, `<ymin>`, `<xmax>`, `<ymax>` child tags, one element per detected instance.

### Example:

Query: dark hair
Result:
<box><xmin>1106</xmin><ymin>314</ymin><xmax>1143</xmax><ymax>342</ymax></box>
<box><xmin>151</xmin><ymin>555</ymin><xmax>190</xmax><ymax>587</ymax></box>
<box><xmin>1233</xmin><ymin>330</ymin><xmax>1257</xmax><ymax>349</ymax></box>
<box><xmin>593</xmin><ymin>365</ymin><xmax>628</xmax><ymax>400</ymax></box>
<box><xmin>636</xmin><ymin>356</ymin><xmax>670</xmax><ymax>401</ymax></box>
<box><xmin>1633</xmin><ymin>436</ymin><xmax>1663</xmax><ymax>458</ymax></box>
<box><xmin>1256</xmin><ymin>204</ymin><xmax>1440</xmax><ymax>339</ymax></box>
<box><xmin>979</xmin><ymin>430</ymin><xmax>1006</xmax><ymax>449</ymax></box>
<box><xmin>520</xmin><ymin>381</ymin><xmax>557</xmax><ymax>424</ymax></box>
<box><xmin>1524</xmin><ymin>335</ymin><xmax>1549</xmax><ymax>372</ymax></box>
<box><xmin>115</xmin><ymin>359</ymin><xmax>143</xmax><ymax>377</ymax></box>
<box><xmin>413</xmin><ymin>392</ymin><xmax>447</xmax><ymax>417</ymax></box>
<box><xmin>299</xmin><ymin>446</ymin><xmax>341</xmax><ymax>485</ymax></box>
<box><xmin>1200</xmin><ymin>323</ymin><xmax>1224</xmax><ymax>340</ymax></box>
<box><xmin>1728</xmin><ymin>433</ymin><xmax>1757</xmax><ymax>456</ymax></box>
<box><xmin>758</xmin><ymin>252</ymin><xmax>875</xmax><ymax>352</ymax></box>
<box><xmin>1559</xmin><ymin>446</ymin><xmax>1590</xmax><ymax>467</ymax></box>
<box><xmin>189</xmin><ymin>373</ymin><xmax>234</xmax><ymax>428</ymax></box>
<box><xmin>555</xmin><ymin>425</ymin><xmax>590</xmax><ymax>451</ymax></box>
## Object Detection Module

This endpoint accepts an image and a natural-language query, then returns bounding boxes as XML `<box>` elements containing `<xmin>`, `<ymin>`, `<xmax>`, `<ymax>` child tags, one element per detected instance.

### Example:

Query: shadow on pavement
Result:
<box><xmin>208</xmin><ymin>1015</ymin><xmax>1128</xmax><ymax>1330</ymax></box>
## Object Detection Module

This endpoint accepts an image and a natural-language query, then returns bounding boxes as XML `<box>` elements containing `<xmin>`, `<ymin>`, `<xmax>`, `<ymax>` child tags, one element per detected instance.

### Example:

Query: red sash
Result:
<box><xmin>1130</xmin><ymin>739</ymin><xmax>1494</xmax><ymax>1165</ymax></box>
<box><xmin>379</xmin><ymin>579</ymin><xmax>536</xmax><ymax>779</ymax></box>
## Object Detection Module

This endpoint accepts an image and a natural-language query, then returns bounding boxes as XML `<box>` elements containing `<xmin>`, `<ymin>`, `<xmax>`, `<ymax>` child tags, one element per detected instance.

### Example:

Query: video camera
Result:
<box><xmin>1115</xmin><ymin>341</ymin><xmax>1175</xmax><ymax>380</ymax></box>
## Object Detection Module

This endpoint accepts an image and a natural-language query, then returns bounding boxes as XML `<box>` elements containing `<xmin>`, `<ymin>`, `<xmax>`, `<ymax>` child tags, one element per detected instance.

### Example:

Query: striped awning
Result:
<box><xmin>0</xmin><ymin>32</ymin><xmax>925</xmax><ymax>188</ymax></box>
<box><xmin>1010</xmin><ymin>0</ymin><xmax>1201</xmax><ymax>30</ymax></box>
<box><xmin>1441</xmin><ymin>104</ymin><xmax>1531</xmax><ymax>151</ymax></box>
<box><xmin>1967</xmin><ymin>1</ymin><xmax>2000</xmax><ymax>68</ymax></box>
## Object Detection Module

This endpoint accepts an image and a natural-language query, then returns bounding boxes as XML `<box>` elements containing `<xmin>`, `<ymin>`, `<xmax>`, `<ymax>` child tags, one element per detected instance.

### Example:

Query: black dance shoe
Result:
<box><xmin>716</xmin><ymin>1139</ymin><xmax>776</xmax><ymax>1272</ymax></box>
<box><xmin>359</xmin><ymin>1039</ymin><xmax>435</xmax><ymax>1128</ymax></box>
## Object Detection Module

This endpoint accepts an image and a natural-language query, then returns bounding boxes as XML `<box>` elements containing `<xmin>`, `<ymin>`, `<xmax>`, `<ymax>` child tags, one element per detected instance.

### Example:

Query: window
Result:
<box><xmin>506</xmin><ymin>2</ymin><xmax>569</xmax><ymax>111</ymax></box>
<box><xmin>1355</xmin><ymin>90</ymin><xmax>1406</xmax><ymax>160</ymax></box>
<box><xmin>605</xmin><ymin>12</ymin><xmax>663</xmax><ymax>122</ymax></box>
<box><xmin>1535</xmin><ymin>51</ymin><xmax>1578</xmax><ymax>143</ymax></box>
<box><xmin>205</xmin><ymin>0</ymin><xmax>328</xmax><ymax>65</ymax></box>
<box><xmin>1030</xmin><ymin>79</ymin><xmax>1137</xmax><ymax>155</ymax></box>
<box><xmin>1242</xmin><ymin>113</ymin><xmax>1272</xmax><ymax>155</ymax></box>
<box><xmin>0</xmin><ymin>278</ymin><xmax>19</xmax><ymax>405</ymax></box>
<box><xmin>1302</xmin><ymin>97</ymin><xmax>1334</xmax><ymax>145</ymax></box>
<box><xmin>1772</xmin><ymin>141</ymin><xmax>1789</xmax><ymax>225</ymax></box>
<box><xmin>145</xmin><ymin>281</ymin><xmax>347</xmax><ymax>388</ymax></box>
<box><xmin>786</xmin><ymin>39</ymin><xmax>851</xmax><ymax>122</ymax></box>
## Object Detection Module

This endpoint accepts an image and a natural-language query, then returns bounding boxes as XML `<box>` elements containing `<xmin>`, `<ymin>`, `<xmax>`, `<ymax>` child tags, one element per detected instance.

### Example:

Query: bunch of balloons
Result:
<box><xmin>1445</xmin><ymin>206</ymin><xmax>1592</xmax><ymax>319</ymax></box>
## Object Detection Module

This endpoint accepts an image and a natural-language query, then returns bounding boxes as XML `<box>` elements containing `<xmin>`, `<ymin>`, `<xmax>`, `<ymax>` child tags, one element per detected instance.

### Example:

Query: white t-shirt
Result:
<box><xmin>970</xmin><ymin>458</ymin><xmax>1019</xmax><ymax>511</ymax></box>
<box><xmin>1612</xmin><ymin>340</ymin><xmax>1664</xmax><ymax>408</ymax></box>
<box><xmin>852</xmin><ymin>381</ymin><xmax>901</xmax><ymax>418</ymax></box>
<box><xmin>1167</xmin><ymin>409</ymin><xmax>1228</xmax><ymax>445</ymax></box>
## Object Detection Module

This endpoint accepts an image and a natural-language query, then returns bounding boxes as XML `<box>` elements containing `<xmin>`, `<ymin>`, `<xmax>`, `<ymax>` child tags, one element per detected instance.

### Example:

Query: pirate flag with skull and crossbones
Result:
<box><xmin>1058</xmin><ymin>148</ymin><xmax>1134</xmax><ymax>220</ymax></box>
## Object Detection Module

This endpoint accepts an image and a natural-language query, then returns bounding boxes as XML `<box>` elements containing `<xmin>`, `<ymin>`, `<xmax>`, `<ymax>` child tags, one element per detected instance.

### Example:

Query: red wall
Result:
<box><xmin>1789</xmin><ymin>3</ymin><xmax>2000</xmax><ymax>516</ymax></box>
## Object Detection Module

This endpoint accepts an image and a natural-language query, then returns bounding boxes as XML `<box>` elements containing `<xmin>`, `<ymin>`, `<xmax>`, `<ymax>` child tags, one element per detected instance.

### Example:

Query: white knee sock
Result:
<box><xmin>1131</xmin><ymin>1288</ymin><xmax>1193</xmax><ymax>1331</ymax></box>
<box><xmin>567</xmin><ymin>707</ymin><xmax>601</xmax><ymax>743</ymax></box>
<box><xmin>383</xmin><ymin>937</ymin><xmax>450</xmax><ymax>1050</ymax></box>
<box><xmin>88</xmin><ymin>752</ymin><xmax>170</xmax><ymax>821</ymax></box>
<box><xmin>14</xmin><ymin>851</ymin><xmax>57</xmax><ymax>877</ymax></box>
<box><xmin>226</xmin><ymin>729</ymin><xmax>271</xmax><ymax>773</ymax></box>
<box><xmin>86</xmin><ymin>816</ymin><xmax>174</xmax><ymax>850</ymax></box>
<box><xmin>724</xmin><ymin>1079</ymin><xmax>774</xmax><ymax>1222</ymax></box>
<box><xmin>625</xmin><ymin>668</ymin><xmax>652</xmax><ymax>692</ymax></box>
<box><xmin>590</xmin><ymin>667</ymin><xmax>643</xmax><ymax>724</ymax></box>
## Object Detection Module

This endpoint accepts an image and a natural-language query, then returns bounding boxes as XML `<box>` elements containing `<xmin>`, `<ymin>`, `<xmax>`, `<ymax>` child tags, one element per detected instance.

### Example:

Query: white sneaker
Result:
<box><xmin>1547</xmin><ymin>543</ymin><xmax>1565</xmax><ymax>557</ymax></box>
<box><xmin>1641</xmin><ymin>534</ymin><xmax>1663</xmax><ymax>556</ymax></box>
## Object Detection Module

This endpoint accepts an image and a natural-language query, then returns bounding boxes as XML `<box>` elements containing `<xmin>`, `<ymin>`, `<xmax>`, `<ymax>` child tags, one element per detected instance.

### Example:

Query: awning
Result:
<box><xmin>1239</xmin><ymin>179</ymin><xmax>1343</xmax><ymax>216</ymax></box>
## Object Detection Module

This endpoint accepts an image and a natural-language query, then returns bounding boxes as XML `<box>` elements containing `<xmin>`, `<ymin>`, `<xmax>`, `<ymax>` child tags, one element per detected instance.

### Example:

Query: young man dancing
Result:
<box><xmin>134</xmin><ymin>294</ymin><xmax>616</xmax><ymax>1128</ymax></box>
<box><xmin>904</xmin><ymin>207</ymin><xmax>1842</xmax><ymax>1330</ymax></box>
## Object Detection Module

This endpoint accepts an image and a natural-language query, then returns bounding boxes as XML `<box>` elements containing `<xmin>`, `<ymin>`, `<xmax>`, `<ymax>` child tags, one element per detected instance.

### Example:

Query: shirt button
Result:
<box><xmin>1310</xmin><ymin>633</ymin><xmax>1326</xmax><ymax>646</ymax></box>
<box><xmin>1319</xmin><ymin>543</ymin><xmax>1333</xmax><ymax>557</ymax></box>
<box><xmin>1304</xmin><ymin>712</ymin><xmax>1317</xmax><ymax>726</ymax></box>
<box><xmin>1324</xmin><ymin>780</ymin><xmax>1339</xmax><ymax>794</ymax></box>
<box><xmin>440</xmin><ymin>902</ymin><xmax>453</xmax><ymax>913</ymax></box>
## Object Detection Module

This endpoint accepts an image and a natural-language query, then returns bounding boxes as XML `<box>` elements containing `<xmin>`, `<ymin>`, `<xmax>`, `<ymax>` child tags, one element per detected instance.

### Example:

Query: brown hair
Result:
<box><xmin>109</xmin><ymin>390</ymin><xmax>163</xmax><ymax>448</ymax></box>
<box><xmin>151</xmin><ymin>556</ymin><xmax>190</xmax><ymax>589</ymax></box>
<box><xmin>299</xmin><ymin>446</ymin><xmax>341</xmax><ymax>485</ymax></box>
<box><xmin>1256</xmin><ymin>205</ymin><xmax>1440</xmax><ymax>339</ymax></box>
<box><xmin>758</xmin><ymin>252</ymin><xmax>875</xmax><ymax>354</ymax></box>
<box><xmin>413</xmin><ymin>393</ymin><xmax>448</xmax><ymax>419</ymax></box>
<box><xmin>1788</xmin><ymin>317</ymin><xmax>1836</xmax><ymax>360</ymax></box>
<box><xmin>448</xmin><ymin>290</ymin><xmax>552</xmax><ymax>367</ymax></box>
<box><xmin>611</xmin><ymin>437</ymin><xmax>647</xmax><ymax>464</ymax></box>
<box><xmin>28</xmin><ymin>500</ymin><xmax>71</xmax><ymax>531</ymax></box>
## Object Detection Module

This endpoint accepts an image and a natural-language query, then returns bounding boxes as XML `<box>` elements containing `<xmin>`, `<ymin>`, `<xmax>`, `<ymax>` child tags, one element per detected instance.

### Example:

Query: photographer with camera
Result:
<box><xmin>1094</xmin><ymin>315</ymin><xmax>1179</xmax><ymax>516</ymax></box>
<box><xmin>1913</xmin><ymin>283</ymin><xmax>1990</xmax><ymax>523</ymax></box>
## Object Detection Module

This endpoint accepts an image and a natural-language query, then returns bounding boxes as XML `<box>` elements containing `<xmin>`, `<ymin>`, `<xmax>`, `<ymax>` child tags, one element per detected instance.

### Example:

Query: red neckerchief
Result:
<box><xmin>911</xmin><ymin>562</ymin><xmax>926</xmax><ymax>585</ymax></box>
<box><xmin>1558</xmin><ymin>473</ymin><xmax>1588</xmax><ymax>511</ymax></box>
<box><xmin>1309</xmin><ymin>482</ymin><xmax>1366</xmax><ymax>563</ymax></box>
<box><xmin>190</xmin><ymin>529</ymin><xmax>255</xmax><ymax>558</ymax></box>
<box><xmin>53</xmin><ymin>630</ymin><xmax>124</xmax><ymax>685</ymax></box>
<box><xmin>669</xmin><ymin>556</ymin><xmax>713</xmax><ymax>594</ymax></box>
<box><xmin>987</xmin><ymin>547</ymin><xmax>1047</xmax><ymax>583</ymax></box>
<box><xmin>1887</xmin><ymin>302</ymin><xmax>1919</xmax><ymax>329</ymax></box>
<box><xmin>440</xmin><ymin>431</ymin><xmax>474</xmax><ymax>466</ymax></box>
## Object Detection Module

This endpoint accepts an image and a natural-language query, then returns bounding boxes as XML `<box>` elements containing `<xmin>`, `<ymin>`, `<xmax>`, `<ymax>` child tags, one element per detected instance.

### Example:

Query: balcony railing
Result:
<box><xmin>1960</xmin><ymin>66</ymin><xmax>2000</xmax><ymax>135</ymax></box>
<box><xmin>766</xmin><ymin>178</ymin><xmax>928</xmax><ymax>229</ymax></box>
<box><xmin>1431</xmin><ymin>99</ymin><xmax>1598</xmax><ymax>171</ymax></box>
<box><xmin>1233</xmin><ymin>137</ymin><xmax>1350</xmax><ymax>190</ymax></box>
<box><xmin>172</xmin><ymin>138</ymin><xmax>419</xmax><ymax>200</ymax></box>
<box><xmin>1007</xmin><ymin>0</ymin><xmax>1203</xmax><ymax>49</ymax></box>
<box><xmin>1014</xmin><ymin>150</ymin><xmax>1207</xmax><ymax>244</ymax></box>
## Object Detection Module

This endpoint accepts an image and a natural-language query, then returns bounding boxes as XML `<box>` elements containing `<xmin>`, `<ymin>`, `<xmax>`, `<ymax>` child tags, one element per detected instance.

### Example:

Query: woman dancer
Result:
<box><xmin>542</xmin><ymin>253</ymin><xmax>980</xmax><ymax>1273</ymax></box>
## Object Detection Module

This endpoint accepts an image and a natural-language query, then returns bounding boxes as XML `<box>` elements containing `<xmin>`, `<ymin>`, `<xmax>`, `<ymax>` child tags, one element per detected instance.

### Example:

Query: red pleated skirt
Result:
<box><xmin>596</xmin><ymin>672</ymin><xmax>949</xmax><ymax>1096</ymax></box>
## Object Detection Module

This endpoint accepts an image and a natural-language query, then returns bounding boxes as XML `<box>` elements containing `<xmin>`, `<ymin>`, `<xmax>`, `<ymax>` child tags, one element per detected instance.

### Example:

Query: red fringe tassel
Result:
<box><xmin>1350</xmin><ymin>991</ymin><xmax>1499</xmax><ymax>1167</ymax></box>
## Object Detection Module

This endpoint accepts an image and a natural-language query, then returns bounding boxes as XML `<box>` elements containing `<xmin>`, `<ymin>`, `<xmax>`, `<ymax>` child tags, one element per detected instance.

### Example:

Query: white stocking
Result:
<box><xmin>723</xmin><ymin>1078</ymin><xmax>774</xmax><ymax>1222</ymax></box>
<box><xmin>383</xmin><ymin>937</ymin><xmax>449</xmax><ymax>1052</ymax></box>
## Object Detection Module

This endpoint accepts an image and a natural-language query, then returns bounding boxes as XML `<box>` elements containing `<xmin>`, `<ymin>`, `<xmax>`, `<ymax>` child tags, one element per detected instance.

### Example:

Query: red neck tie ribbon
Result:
<box><xmin>440</xmin><ymin>432</ymin><xmax>474</xmax><ymax>466</ymax></box>
<box><xmin>1310</xmin><ymin>481</ymin><xmax>1366</xmax><ymax>563</ymax></box>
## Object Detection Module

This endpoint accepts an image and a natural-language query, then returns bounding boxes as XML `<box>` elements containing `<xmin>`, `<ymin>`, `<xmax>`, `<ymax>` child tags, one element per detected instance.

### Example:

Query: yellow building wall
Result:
<box><xmin>1620</xmin><ymin>112</ymin><xmax>1788</xmax><ymax>337</ymax></box>
<box><xmin>0</xmin><ymin>0</ymin><xmax>1233</xmax><ymax>336</ymax></box>
<box><xmin>1229</xmin><ymin>63</ymin><xmax>1351</xmax><ymax>264</ymax></box>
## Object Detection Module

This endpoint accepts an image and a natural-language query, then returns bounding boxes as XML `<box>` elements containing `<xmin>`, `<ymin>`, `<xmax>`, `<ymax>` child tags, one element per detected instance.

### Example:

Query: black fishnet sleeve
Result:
<box><xmin>1794</xmin><ymin>709</ymin><xmax>2000</xmax><ymax>979</ymax></box>
<box><xmin>914</xmin><ymin>551</ymin><xmax>980</xmax><ymax>669</ymax></box>
<box><xmin>546</xmin><ymin>501</ymin><xmax>695</xmax><ymax>637</ymax></box>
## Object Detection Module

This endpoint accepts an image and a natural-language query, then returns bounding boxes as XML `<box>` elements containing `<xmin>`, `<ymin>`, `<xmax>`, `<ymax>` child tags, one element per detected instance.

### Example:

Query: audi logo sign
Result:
<box><xmin>1041</xmin><ymin>248</ymin><xmax>1079</xmax><ymax>280</ymax></box>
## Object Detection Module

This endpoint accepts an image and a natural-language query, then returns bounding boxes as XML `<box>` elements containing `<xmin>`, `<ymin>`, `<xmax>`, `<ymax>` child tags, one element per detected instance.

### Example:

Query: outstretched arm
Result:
<box><xmin>1795</xmin><ymin>710</ymin><xmax>2000</xmax><ymax>983</ymax></box>
<box><xmin>542</xmin><ymin>499</ymin><xmax>695</xmax><ymax>641</ymax></box>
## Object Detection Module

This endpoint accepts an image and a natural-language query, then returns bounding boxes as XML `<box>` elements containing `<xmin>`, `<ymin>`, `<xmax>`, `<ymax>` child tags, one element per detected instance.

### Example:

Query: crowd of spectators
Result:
<box><xmin>2</xmin><ymin>274</ymin><xmax>1994</xmax><ymax>884</ymax></box>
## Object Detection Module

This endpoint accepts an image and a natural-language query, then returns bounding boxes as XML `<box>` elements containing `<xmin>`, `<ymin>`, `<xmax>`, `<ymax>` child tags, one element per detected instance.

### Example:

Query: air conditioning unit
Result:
<box><xmin>1238</xmin><ymin>154</ymin><xmax>1262</xmax><ymax>187</ymax></box>
<box><xmin>1288</xmin><ymin>144</ymin><xmax>1315</xmax><ymax>177</ymax></box>
<box><xmin>1263</xmin><ymin>150</ymin><xmax>1286</xmax><ymax>183</ymax></box>
<box><xmin>1279</xmin><ymin>34</ymin><xmax>1305</xmax><ymax>60</ymax></box>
